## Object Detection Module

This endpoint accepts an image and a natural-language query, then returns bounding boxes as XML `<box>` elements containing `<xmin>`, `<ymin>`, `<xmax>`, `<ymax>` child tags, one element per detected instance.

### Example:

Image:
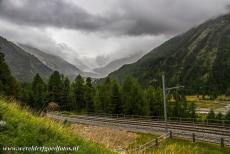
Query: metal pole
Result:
<box><xmin>162</xmin><ymin>74</ymin><xmax>168</xmax><ymax>133</ymax></box>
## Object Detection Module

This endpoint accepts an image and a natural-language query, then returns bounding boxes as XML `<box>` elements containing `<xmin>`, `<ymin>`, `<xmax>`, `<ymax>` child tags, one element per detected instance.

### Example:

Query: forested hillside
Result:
<box><xmin>0</xmin><ymin>36</ymin><xmax>52</xmax><ymax>81</ymax></box>
<box><xmin>19</xmin><ymin>44</ymin><xmax>83</xmax><ymax>80</ymax></box>
<box><xmin>109</xmin><ymin>13</ymin><xmax>230</xmax><ymax>95</ymax></box>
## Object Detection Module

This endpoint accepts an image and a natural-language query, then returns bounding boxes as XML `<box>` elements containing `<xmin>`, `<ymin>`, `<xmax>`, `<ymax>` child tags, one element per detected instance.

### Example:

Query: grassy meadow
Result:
<box><xmin>0</xmin><ymin>97</ymin><xmax>114</xmax><ymax>154</ymax></box>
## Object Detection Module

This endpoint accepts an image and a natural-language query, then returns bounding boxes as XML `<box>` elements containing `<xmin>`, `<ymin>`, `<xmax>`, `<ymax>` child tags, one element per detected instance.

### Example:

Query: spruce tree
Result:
<box><xmin>188</xmin><ymin>102</ymin><xmax>197</xmax><ymax>119</ymax></box>
<box><xmin>145</xmin><ymin>87</ymin><xmax>163</xmax><ymax>116</ymax></box>
<box><xmin>122</xmin><ymin>76</ymin><xmax>134</xmax><ymax>115</ymax></box>
<box><xmin>31</xmin><ymin>74</ymin><xmax>47</xmax><ymax>109</ymax></box>
<box><xmin>18</xmin><ymin>82</ymin><xmax>32</xmax><ymax>105</ymax></box>
<box><xmin>207</xmin><ymin>109</ymin><xmax>216</xmax><ymax>121</ymax></box>
<box><xmin>224</xmin><ymin>110</ymin><xmax>230</xmax><ymax>124</ymax></box>
<box><xmin>103</xmin><ymin>77</ymin><xmax>112</xmax><ymax>113</ymax></box>
<box><xmin>47</xmin><ymin>71</ymin><xmax>63</xmax><ymax>105</ymax></box>
<box><xmin>72</xmin><ymin>75</ymin><xmax>85</xmax><ymax>111</ymax></box>
<box><xmin>94</xmin><ymin>86</ymin><xmax>102</xmax><ymax>113</ymax></box>
<box><xmin>131</xmin><ymin>80</ymin><xmax>149</xmax><ymax>115</ymax></box>
<box><xmin>93</xmin><ymin>78</ymin><xmax>112</xmax><ymax>113</ymax></box>
<box><xmin>0</xmin><ymin>50</ymin><xmax>18</xmax><ymax>97</ymax></box>
<box><xmin>122</xmin><ymin>76</ymin><xmax>149</xmax><ymax>115</ymax></box>
<box><xmin>216</xmin><ymin>112</ymin><xmax>223</xmax><ymax>122</ymax></box>
<box><xmin>110</xmin><ymin>80</ymin><xmax>122</xmax><ymax>114</ymax></box>
<box><xmin>85</xmin><ymin>77</ymin><xmax>95</xmax><ymax>112</ymax></box>
<box><xmin>62</xmin><ymin>77</ymin><xmax>70</xmax><ymax>110</ymax></box>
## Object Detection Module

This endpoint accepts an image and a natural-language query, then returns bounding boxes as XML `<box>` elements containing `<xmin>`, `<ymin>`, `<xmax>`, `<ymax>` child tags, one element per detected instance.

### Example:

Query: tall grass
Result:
<box><xmin>0</xmin><ymin>98</ymin><xmax>115</xmax><ymax>154</ymax></box>
<box><xmin>129</xmin><ymin>133</ymin><xmax>230</xmax><ymax>154</ymax></box>
<box><xmin>149</xmin><ymin>139</ymin><xmax>230</xmax><ymax>154</ymax></box>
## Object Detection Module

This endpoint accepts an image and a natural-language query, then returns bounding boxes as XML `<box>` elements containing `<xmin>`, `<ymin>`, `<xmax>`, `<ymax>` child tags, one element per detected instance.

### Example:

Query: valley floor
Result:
<box><xmin>186</xmin><ymin>96</ymin><xmax>230</xmax><ymax>114</ymax></box>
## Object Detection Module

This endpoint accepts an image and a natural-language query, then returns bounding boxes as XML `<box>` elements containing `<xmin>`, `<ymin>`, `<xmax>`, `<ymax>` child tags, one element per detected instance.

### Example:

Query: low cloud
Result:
<box><xmin>0</xmin><ymin>0</ymin><xmax>230</xmax><ymax>70</ymax></box>
<box><xmin>0</xmin><ymin>0</ymin><xmax>229</xmax><ymax>36</ymax></box>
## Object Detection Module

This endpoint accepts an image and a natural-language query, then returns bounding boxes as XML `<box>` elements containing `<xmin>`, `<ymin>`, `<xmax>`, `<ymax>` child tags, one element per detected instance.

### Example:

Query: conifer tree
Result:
<box><xmin>31</xmin><ymin>74</ymin><xmax>47</xmax><ymax>109</ymax></box>
<box><xmin>131</xmin><ymin>80</ymin><xmax>149</xmax><ymax>115</ymax></box>
<box><xmin>103</xmin><ymin>77</ymin><xmax>112</xmax><ymax>113</ymax></box>
<box><xmin>224</xmin><ymin>110</ymin><xmax>230</xmax><ymax>123</ymax></box>
<box><xmin>145</xmin><ymin>87</ymin><xmax>163</xmax><ymax>116</ymax></box>
<box><xmin>188</xmin><ymin>102</ymin><xmax>197</xmax><ymax>119</ymax></box>
<box><xmin>94</xmin><ymin>86</ymin><xmax>102</xmax><ymax>113</ymax></box>
<box><xmin>72</xmin><ymin>75</ymin><xmax>85</xmax><ymax>111</ymax></box>
<box><xmin>216</xmin><ymin>112</ymin><xmax>223</xmax><ymax>121</ymax></box>
<box><xmin>85</xmin><ymin>77</ymin><xmax>95</xmax><ymax>112</ymax></box>
<box><xmin>110</xmin><ymin>80</ymin><xmax>122</xmax><ymax>114</ymax></box>
<box><xmin>207</xmin><ymin>109</ymin><xmax>216</xmax><ymax>120</ymax></box>
<box><xmin>122</xmin><ymin>76</ymin><xmax>149</xmax><ymax>115</ymax></box>
<box><xmin>93</xmin><ymin>78</ymin><xmax>112</xmax><ymax>113</ymax></box>
<box><xmin>62</xmin><ymin>77</ymin><xmax>70</xmax><ymax>110</ymax></box>
<box><xmin>18</xmin><ymin>83</ymin><xmax>32</xmax><ymax>105</ymax></box>
<box><xmin>122</xmin><ymin>76</ymin><xmax>134</xmax><ymax>115</ymax></box>
<box><xmin>47</xmin><ymin>71</ymin><xmax>63</xmax><ymax>105</ymax></box>
<box><xmin>0</xmin><ymin>50</ymin><xmax>18</xmax><ymax>97</ymax></box>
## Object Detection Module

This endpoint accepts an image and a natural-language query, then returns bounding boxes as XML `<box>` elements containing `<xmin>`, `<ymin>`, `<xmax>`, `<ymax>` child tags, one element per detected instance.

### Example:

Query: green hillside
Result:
<box><xmin>0</xmin><ymin>98</ymin><xmax>114</xmax><ymax>154</ymax></box>
<box><xmin>109</xmin><ymin>13</ymin><xmax>230</xmax><ymax>95</ymax></box>
<box><xmin>0</xmin><ymin>36</ymin><xmax>52</xmax><ymax>81</ymax></box>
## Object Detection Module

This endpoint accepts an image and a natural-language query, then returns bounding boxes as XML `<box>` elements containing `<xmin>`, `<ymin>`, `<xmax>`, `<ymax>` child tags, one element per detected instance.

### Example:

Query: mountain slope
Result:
<box><xmin>0</xmin><ymin>36</ymin><xmax>52</xmax><ymax>81</ymax></box>
<box><xmin>93</xmin><ymin>52</ymin><xmax>144</xmax><ymax>78</ymax></box>
<box><xmin>19</xmin><ymin>44</ymin><xmax>82</xmax><ymax>79</ymax></box>
<box><xmin>109</xmin><ymin>13</ymin><xmax>230</xmax><ymax>94</ymax></box>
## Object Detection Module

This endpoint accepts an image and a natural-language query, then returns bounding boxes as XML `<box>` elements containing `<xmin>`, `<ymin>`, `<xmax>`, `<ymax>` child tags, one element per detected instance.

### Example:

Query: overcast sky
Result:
<box><xmin>0</xmin><ymin>0</ymin><xmax>229</xmax><ymax>69</ymax></box>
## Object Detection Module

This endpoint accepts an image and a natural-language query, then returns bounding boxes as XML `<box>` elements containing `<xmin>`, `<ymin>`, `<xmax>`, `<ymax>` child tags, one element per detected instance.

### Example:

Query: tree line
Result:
<box><xmin>0</xmin><ymin>49</ymin><xmax>230</xmax><ymax>121</ymax></box>
<box><xmin>207</xmin><ymin>109</ymin><xmax>230</xmax><ymax>123</ymax></box>
<box><xmin>16</xmin><ymin>70</ymin><xmax>197</xmax><ymax>119</ymax></box>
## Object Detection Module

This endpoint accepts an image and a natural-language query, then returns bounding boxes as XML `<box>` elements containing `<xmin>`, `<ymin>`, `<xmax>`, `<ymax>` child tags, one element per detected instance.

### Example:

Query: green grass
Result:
<box><xmin>186</xmin><ymin>95</ymin><xmax>230</xmax><ymax>110</ymax></box>
<box><xmin>151</xmin><ymin>139</ymin><xmax>230</xmax><ymax>154</ymax></box>
<box><xmin>0</xmin><ymin>98</ymin><xmax>115</xmax><ymax>154</ymax></box>
<box><xmin>129</xmin><ymin>133</ymin><xmax>230</xmax><ymax>154</ymax></box>
<box><xmin>128</xmin><ymin>133</ymin><xmax>157</xmax><ymax>149</ymax></box>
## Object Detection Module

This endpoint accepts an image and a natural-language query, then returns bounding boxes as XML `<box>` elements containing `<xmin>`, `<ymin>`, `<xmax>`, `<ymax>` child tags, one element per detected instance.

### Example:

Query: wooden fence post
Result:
<box><xmin>155</xmin><ymin>138</ymin><xmax>159</xmax><ymax>146</ymax></box>
<box><xmin>221</xmin><ymin>138</ymin><xmax>224</xmax><ymax>148</ymax></box>
<box><xmin>192</xmin><ymin>133</ymin><xmax>195</xmax><ymax>143</ymax></box>
<box><xmin>170</xmin><ymin>131</ymin><xmax>172</xmax><ymax>139</ymax></box>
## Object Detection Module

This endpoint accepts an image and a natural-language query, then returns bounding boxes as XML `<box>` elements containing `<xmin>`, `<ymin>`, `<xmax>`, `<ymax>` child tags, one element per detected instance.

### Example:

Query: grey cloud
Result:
<box><xmin>0</xmin><ymin>0</ymin><xmax>103</xmax><ymax>30</ymax></box>
<box><xmin>0</xmin><ymin>0</ymin><xmax>230</xmax><ymax>36</ymax></box>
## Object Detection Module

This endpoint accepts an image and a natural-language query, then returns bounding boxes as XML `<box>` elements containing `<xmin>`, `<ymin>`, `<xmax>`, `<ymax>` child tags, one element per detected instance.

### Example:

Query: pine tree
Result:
<box><xmin>94</xmin><ymin>86</ymin><xmax>102</xmax><ymax>113</ymax></box>
<box><xmin>110</xmin><ymin>80</ymin><xmax>122</xmax><ymax>114</ymax></box>
<box><xmin>122</xmin><ymin>76</ymin><xmax>134</xmax><ymax>115</ymax></box>
<box><xmin>172</xmin><ymin>101</ymin><xmax>181</xmax><ymax>117</ymax></box>
<box><xmin>85</xmin><ymin>77</ymin><xmax>95</xmax><ymax>112</ymax></box>
<box><xmin>18</xmin><ymin>82</ymin><xmax>32</xmax><ymax>105</ymax></box>
<box><xmin>122</xmin><ymin>76</ymin><xmax>149</xmax><ymax>115</ymax></box>
<box><xmin>47</xmin><ymin>71</ymin><xmax>63</xmax><ymax>105</ymax></box>
<box><xmin>207</xmin><ymin>109</ymin><xmax>216</xmax><ymax>121</ymax></box>
<box><xmin>132</xmin><ymin>81</ymin><xmax>149</xmax><ymax>115</ymax></box>
<box><xmin>62</xmin><ymin>77</ymin><xmax>70</xmax><ymax>110</ymax></box>
<box><xmin>0</xmin><ymin>50</ymin><xmax>18</xmax><ymax>97</ymax></box>
<box><xmin>93</xmin><ymin>78</ymin><xmax>113</xmax><ymax>113</ymax></box>
<box><xmin>31</xmin><ymin>74</ymin><xmax>47</xmax><ymax>109</ymax></box>
<box><xmin>72</xmin><ymin>75</ymin><xmax>85</xmax><ymax>111</ymax></box>
<box><xmin>224</xmin><ymin>110</ymin><xmax>230</xmax><ymax>124</ymax></box>
<box><xmin>216</xmin><ymin>112</ymin><xmax>223</xmax><ymax>122</ymax></box>
<box><xmin>145</xmin><ymin>87</ymin><xmax>163</xmax><ymax>116</ymax></box>
<box><xmin>188</xmin><ymin>102</ymin><xmax>197</xmax><ymax>119</ymax></box>
<box><xmin>103</xmin><ymin>77</ymin><xmax>112</xmax><ymax>113</ymax></box>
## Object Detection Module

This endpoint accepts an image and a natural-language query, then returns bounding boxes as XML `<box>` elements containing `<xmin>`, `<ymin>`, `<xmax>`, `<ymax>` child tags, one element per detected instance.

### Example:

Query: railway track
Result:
<box><xmin>53</xmin><ymin>114</ymin><xmax>230</xmax><ymax>136</ymax></box>
<box><xmin>47</xmin><ymin>113</ymin><xmax>230</xmax><ymax>146</ymax></box>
